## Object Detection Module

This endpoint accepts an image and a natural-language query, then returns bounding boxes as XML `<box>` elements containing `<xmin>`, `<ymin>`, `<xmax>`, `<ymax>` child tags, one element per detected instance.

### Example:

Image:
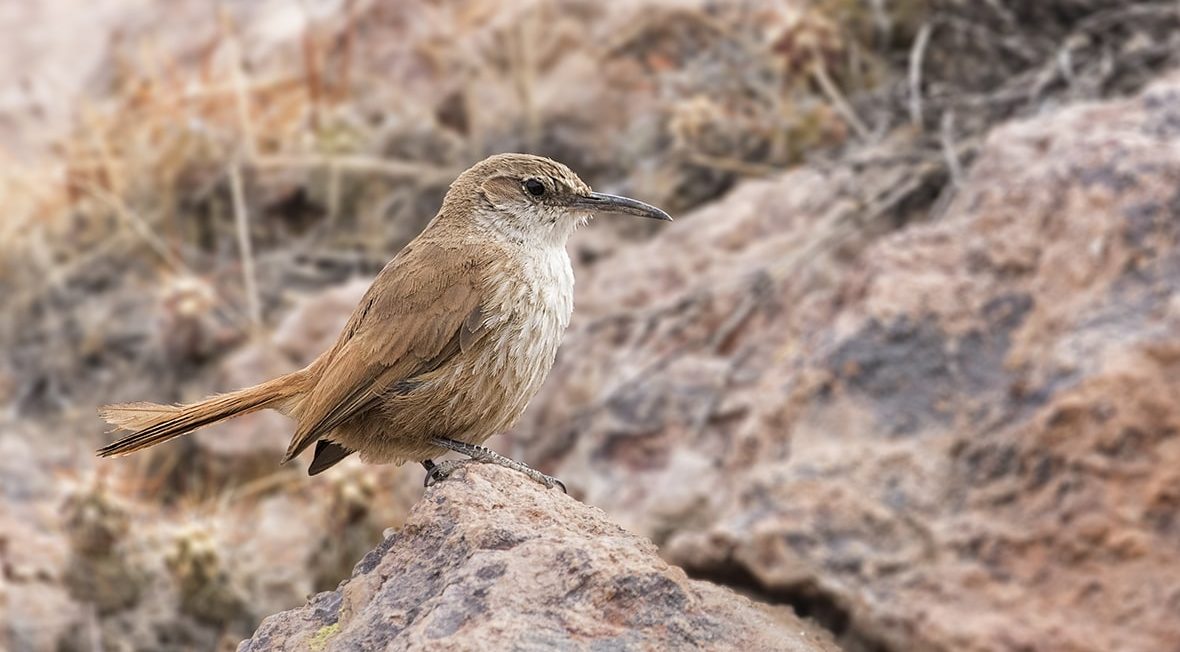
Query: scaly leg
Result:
<box><xmin>423</xmin><ymin>438</ymin><xmax>566</xmax><ymax>493</ymax></box>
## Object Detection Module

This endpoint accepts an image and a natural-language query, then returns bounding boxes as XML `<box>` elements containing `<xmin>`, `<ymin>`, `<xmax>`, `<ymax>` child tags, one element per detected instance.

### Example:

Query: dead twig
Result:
<box><xmin>228</xmin><ymin>161</ymin><xmax>262</xmax><ymax>330</ymax></box>
<box><xmin>810</xmin><ymin>55</ymin><xmax>870</xmax><ymax>141</ymax></box>
<box><xmin>251</xmin><ymin>153</ymin><xmax>458</xmax><ymax>183</ymax></box>
<box><xmin>908</xmin><ymin>22</ymin><xmax>934</xmax><ymax>129</ymax></box>
<box><xmin>222</xmin><ymin>11</ymin><xmax>259</xmax><ymax>160</ymax></box>
<box><xmin>684</xmin><ymin>151</ymin><xmax>784</xmax><ymax>178</ymax></box>
<box><xmin>75</xmin><ymin>179</ymin><xmax>190</xmax><ymax>278</ymax></box>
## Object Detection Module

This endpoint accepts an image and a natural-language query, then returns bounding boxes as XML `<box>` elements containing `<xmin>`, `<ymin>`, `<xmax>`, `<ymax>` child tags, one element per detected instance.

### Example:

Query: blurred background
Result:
<box><xmin>3</xmin><ymin>1</ymin><xmax>1180</xmax><ymax>650</ymax></box>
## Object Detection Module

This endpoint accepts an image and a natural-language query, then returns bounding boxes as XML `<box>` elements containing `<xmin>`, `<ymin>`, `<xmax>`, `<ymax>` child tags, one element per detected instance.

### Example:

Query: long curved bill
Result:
<box><xmin>572</xmin><ymin>192</ymin><xmax>673</xmax><ymax>221</ymax></box>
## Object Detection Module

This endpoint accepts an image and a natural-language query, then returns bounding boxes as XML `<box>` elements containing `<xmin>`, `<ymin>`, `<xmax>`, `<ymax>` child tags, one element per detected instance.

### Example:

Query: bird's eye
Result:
<box><xmin>523</xmin><ymin>178</ymin><xmax>546</xmax><ymax>198</ymax></box>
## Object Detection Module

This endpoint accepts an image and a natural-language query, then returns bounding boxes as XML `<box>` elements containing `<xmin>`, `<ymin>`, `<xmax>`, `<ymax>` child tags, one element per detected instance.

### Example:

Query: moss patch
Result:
<box><xmin>308</xmin><ymin>623</ymin><xmax>341</xmax><ymax>651</ymax></box>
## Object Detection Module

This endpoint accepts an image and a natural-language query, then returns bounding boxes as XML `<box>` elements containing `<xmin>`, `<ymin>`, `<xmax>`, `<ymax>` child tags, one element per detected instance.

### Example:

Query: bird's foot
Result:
<box><xmin>422</xmin><ymin>458</ymin><xmax>472</xmax><ymax>487</ymax></box>
<box><xmin>488</xmin><ymin>459</ymin><xmax>566</xmax><ymax>493</ymax></box>
<box><xmin>425</xmin><ymin>439</ymin><xmax>567</xmax><ymax>493</ymax></box>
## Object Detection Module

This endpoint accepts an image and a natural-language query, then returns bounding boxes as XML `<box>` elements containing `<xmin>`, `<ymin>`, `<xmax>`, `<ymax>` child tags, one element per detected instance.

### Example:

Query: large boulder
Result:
<box><xmin>239</xmin><ymin>464</ymin><xmax>837</xmax><ymax>652</ymax></box>
<box><xmin>514</xmin><ymin>74</ymin><xmax>1180</xmax><ymax>651</ymax></box>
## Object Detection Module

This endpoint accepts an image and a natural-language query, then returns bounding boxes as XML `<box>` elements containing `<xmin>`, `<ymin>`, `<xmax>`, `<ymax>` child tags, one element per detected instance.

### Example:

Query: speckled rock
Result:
<box><xmin>513</xmin><ymin>74</ymin><xmax>1180</xmax><ymax>652</ymax></box>
<box><xmin>238</xmin><ymin>464</ymin><xmax>837</xmax><ymax>652</ymax></box>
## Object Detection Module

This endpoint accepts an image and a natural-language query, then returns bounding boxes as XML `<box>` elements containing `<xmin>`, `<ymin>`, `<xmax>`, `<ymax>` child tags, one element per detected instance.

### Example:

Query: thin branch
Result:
<box><xmin>228</xmin><ymin>161</ymin><xmax>263</xmax><ymax>330</ymax></box>
<box><xmin>684</xmin><ymin>151</ymin><xmax>783</xmax><ymax>178</ymax></box>
<box><xmin>221</xmin><ymin>10</ymin><xmax>259</xmax><ymax>161</ymax></box>
<box><xmin>810</xmin><ymin>55</ymin><xmax>870</xmax><ymax>141</ymax></box>
<box><xmin>252</xmin><ymin>153</ymin><xmax>458</xmax><ymax>183</ymax></box>
<box><xmin>76</xmin><ymin>179</ymin><xmax>189</xmax><ymax>277</ymax></box>
<box><xmin>326</xmin><ymin>160</ymin><xmax>342</xmax><ymax>228</ymax></box>
<box><xmin>909</xmin><ymin>22</ymin><xmax>934</xmax><ymax>128</ymax></box>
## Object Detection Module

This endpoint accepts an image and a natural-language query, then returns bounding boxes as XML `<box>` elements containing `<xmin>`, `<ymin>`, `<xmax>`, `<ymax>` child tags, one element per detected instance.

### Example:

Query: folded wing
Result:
<box><xmin>283</xmin><ymin>240</ymin><xmax>490</xmax><ymax>463</ymax></box>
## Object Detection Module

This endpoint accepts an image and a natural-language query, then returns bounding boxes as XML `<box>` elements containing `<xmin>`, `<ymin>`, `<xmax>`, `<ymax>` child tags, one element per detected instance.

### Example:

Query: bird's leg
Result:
<box><xmin>424</xmin><ymin>437</ymin><xmax>566</xmax><ymax>493</ymax></box>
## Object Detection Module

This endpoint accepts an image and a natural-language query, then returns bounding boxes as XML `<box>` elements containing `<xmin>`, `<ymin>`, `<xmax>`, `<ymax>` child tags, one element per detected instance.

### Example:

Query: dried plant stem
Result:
<box><xmin>252</xmin><ymin>153</ymin><xmax>458</xmax><ymax>183</ymax></box>
<box><xmin>810</xmin><ymin>56</ymin><xmax>870</xmax><ymax>141</ymax></box>
<box><xmin>79</xmin><ymin>180</ymin><xmax>189</xmax><ymax>277</ymax></box>
<box><xmin>509</xmin><ymin>13</ymin><xmax>540</xmax><ymax>150</ymax></box>
<box><xmin>326</xmin><ymin>161</ymin><xmax>342</xmax><ymax>228</ymax></box>
<box><xmin>223</xmin><ymin>18</ymin><xmax>258</xmax><ymax>160</ymax></box>
<box><xmin>685</xmin><ymin>151</ymin><xmax>783</xmax><ymax>178</ymax></box>
<box><xmin>909</xmin><ymin>22</ymin><xmax>934</xmax><ymax>128</ymax></box>
<box><xmin>228</xmin><ymin>161</ymin><xmax>262</xmax><ymax>331</ymax></box>
<box><xmin>208</xmin><ymin>469</ymin><xmax>305</xmax><ymax>514</ymax></box>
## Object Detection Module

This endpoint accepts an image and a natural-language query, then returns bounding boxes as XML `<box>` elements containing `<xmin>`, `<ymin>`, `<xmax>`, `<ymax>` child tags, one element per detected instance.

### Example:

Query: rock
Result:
<box><xmin>238</xmin><ymin>464</ymin><xmax>837</xmax><ymax>652</ymax></box>
<box><xmin>512</xmin><ymin>74</ymin><xmax>1180</xmax><ymax>651</ymax></box>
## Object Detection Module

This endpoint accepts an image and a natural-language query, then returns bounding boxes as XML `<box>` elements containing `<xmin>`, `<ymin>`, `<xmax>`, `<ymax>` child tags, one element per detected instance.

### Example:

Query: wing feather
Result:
<box><xmin>282</xmin><ymin>241</ymin><xmax>492</xmax><ymax>462</ymax></box>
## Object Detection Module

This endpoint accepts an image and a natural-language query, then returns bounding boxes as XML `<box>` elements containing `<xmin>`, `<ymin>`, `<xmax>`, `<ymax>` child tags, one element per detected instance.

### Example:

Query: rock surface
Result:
<box><xmin>239</xmin><ymin>464</ymin><xmax>837</xmax><ymax>652</ymax></box>
<box><xmin>512</xmin><ymin>73</ymin><xmax>1180</xmax><ymax>651</ymax></box>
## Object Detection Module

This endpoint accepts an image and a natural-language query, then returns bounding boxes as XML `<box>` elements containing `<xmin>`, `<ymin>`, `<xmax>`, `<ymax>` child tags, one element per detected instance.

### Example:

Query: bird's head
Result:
<box><xmin>442</xmin><ymin>153</ymin><xmax>671</xmax><ymax>245</ymax></box>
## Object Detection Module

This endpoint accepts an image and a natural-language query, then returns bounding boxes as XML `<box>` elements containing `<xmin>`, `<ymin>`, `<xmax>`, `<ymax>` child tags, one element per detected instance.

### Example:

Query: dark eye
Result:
<box><xmin>523</xmin><ymin>178</ymin><xmax>546</xmax><ymax>197</ymax></box>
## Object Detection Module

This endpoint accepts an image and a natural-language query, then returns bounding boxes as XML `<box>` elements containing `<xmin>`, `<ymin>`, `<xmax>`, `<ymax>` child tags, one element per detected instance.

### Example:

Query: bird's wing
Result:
<box><xmin>283</xmin><ymin>240</ymin><xmax>492</xmax><ymax>462</ymax></box>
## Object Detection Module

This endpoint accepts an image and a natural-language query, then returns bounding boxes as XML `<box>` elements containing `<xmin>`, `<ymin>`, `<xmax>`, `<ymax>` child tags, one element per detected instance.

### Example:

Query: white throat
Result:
<box><xmin>474</xmin><ymin>206</ymin><xmax>585</xmax><ymax>250</ymax></box>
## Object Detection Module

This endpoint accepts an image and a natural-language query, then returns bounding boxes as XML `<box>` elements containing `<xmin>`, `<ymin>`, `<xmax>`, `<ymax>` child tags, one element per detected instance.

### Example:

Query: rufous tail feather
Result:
<box><xmin>97</xmin><ymin>372</ymin><xmax>305</xmax><ymax>457</ymax></box>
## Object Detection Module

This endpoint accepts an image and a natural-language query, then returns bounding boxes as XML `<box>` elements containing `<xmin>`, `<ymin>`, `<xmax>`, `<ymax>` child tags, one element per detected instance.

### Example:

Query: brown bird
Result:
<box><xmin>97</xmin><ymin>153</ymin><xmax>671</xmax><ymax>489</ymax></box>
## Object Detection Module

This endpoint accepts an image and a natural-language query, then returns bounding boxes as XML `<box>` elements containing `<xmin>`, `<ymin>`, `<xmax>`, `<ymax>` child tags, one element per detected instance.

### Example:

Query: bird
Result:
<box><xmin>96</xmin><ymin>153</ymin><xmax>671</xmax><ymax>490</ymax></box>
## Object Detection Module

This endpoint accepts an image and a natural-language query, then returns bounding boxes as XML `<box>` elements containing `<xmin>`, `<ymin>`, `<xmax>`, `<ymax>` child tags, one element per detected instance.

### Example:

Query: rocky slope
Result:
<box><xmin>45</xmin><ymin>66</ymin><xmax>1180</xmax><ymax>652</ymax></box>
<box><xmin>511</xmin><ymin>72</ymin><xmax>1180</xmax><ymax>651</ymax></box>
<box><xmin>239</xmin><ymin>464</ymin><xmax>837</xmax><ymax>652</ymax></box>
<box><xmin>10</xmin><ymin>67</ymin><xmax>1179</xmax><ymax>652</ymax></box>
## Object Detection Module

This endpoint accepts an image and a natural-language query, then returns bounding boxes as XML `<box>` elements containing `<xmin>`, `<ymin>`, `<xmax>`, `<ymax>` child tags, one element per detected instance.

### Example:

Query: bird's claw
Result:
<box><xmin>422</xmin><ymin>459</ymin><xmax>467</xmax><ymax>487</ymax></box>
<box><xmin>422</xmin><ymin>458</ymin><xmax>566</xmax><ymax>492</ymax></box>
<box><xmin>518</xmin><ymin>467</ymin><xmax>567</xmax><ymax>493</ymax></box>
<box><xmin>423</xmin><ymin>465</ymin><xmax>444</xmax><ymax>488</ymax></box>
<box><xmin>545</xmin><ymin>475</ymin><xmax>568</xmax><ymax>494</ymax></box>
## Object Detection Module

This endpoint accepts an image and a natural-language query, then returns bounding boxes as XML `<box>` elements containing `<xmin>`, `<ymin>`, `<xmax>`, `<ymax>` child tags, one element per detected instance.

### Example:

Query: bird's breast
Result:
<box><xmin>481</xmin><ymin>245</ymin><xmax>573</xmax><ymax>386</ymax></box>
<box><xmin>436</xmin><ymin>245</ymin><xmax>574</xmax><ymax>439</ymax></box>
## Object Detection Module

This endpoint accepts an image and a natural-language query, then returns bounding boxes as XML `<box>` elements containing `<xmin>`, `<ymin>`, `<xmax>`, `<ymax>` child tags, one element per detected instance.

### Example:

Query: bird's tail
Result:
<box><xmin>96</xmin><ymin>372</ymin><xmax>306</xmax><ymax>457</ymax></box>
